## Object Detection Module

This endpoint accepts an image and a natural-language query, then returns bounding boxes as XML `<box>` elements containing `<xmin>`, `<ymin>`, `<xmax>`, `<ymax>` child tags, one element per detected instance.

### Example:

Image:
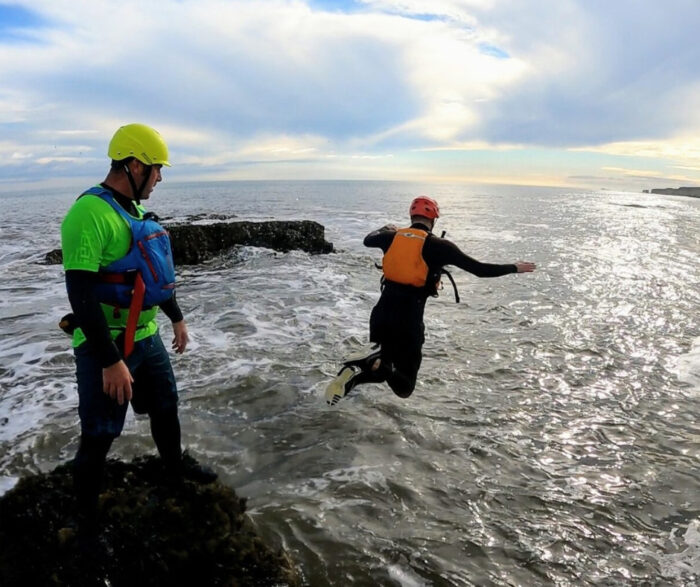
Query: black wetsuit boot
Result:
<box><xmin>73</xmin><ymin>435</ymin><xmax>114</xmax><ymax>538</ymax></box>
<box><xmin>150</xmin><ymin>407</ymin><xmax>181</xmax><ymax>467</ymax></box>
<box><xmin>150</xmin><ymin>409</ymin><xmax>217</xmax><ymax>484</ymax></box>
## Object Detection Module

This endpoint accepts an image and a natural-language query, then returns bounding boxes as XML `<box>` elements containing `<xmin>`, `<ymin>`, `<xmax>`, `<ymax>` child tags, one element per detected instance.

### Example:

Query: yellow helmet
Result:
<box><xmin>108</xmin><ymin>123</ymin><xmax>171</xmax><ymax>166</ymax></box>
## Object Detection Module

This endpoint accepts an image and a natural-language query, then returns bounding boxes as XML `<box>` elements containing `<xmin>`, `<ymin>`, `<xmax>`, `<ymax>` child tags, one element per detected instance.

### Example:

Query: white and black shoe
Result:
<box><xmin>325</xmin><ymin>365</ymin><xmax>362</xmax><ymax>406</ymax></box>
<box><xmin>342</xmin><ymin>344</ymin><xmax>382</xmax><ymax>371</ymax></box>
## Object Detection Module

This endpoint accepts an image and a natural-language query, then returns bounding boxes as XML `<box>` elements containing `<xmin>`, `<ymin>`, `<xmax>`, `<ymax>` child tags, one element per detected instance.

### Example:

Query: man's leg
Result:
<box><xmin>373</xmin><ymin>312</ymin><xmax>424</xmax><ymax>398</ymax></box>
<box><xmin>73</xmin><ymin>434</ymin><xmax>114</xmax><ymax>534</ymax></box>
<box><xmin>384</xmin><ymin>349</ymin><xmax>422</xmax><ymax>398</ymax></box>
<box><xmin>326</xmin><ymin>343</ymin><xmax>421</xmax><ymax>401</ymax></box>
<box><xmin>149</xmin><ymin>406</ymin><xmax>182</xmax><ymax>466</ymax></box>
<box><xmin>132</xmin><ymin>333</ymin><xmax>216</xmax><ymax>483</ymax></box>
<box><xmin>325</xmin><ymin>339</ymin><xmax>412</xmax><ymax>404</ymax></box>
<box><xmin>74</xmin><ymin>344</ymin><xmax>128</xmax><ymax>535</ymax></box>
<box><xmin>130</xmin><ymin>333</ymin><xmax>180</xmax><ymax>466</ymax></box>
<box><xmin>326</xmin><ymin>297</ymin><xmax>423</xmax><ymax>404</ymax></box>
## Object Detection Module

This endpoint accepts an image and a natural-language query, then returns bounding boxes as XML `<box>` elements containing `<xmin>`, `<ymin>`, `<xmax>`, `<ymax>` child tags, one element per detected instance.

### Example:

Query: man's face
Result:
<box><xmin>138</xmin><ymin>163</ymin><xmax>163</xmax><ymax>200</ymax></box>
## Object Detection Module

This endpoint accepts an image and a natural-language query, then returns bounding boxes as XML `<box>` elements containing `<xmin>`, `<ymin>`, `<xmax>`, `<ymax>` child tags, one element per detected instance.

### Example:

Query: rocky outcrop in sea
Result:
<box><xmin>0</xmin><ymin>455</ymin><xmax>299</xmax><ymax>587</ymax></box>
<box><xmin>166</xmin><ymin>217</ymin><xmax>334</xmax><ymax>264</ymax></box>
<box><xmin>44</xmin><ymin>216</ymin><xmax>334</xmax><ymax>265</ymax></box>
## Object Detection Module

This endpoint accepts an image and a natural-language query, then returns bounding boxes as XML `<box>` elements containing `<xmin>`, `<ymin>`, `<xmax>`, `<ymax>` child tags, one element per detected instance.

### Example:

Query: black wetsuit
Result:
<box><xmin>360</xmin><ymin>222</ymin><xmax>517</xmax><ymax>398</ymax></box>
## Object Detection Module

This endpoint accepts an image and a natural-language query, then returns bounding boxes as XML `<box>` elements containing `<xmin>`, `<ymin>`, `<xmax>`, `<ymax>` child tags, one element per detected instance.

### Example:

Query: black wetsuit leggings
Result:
<box><xmin>357</xmin><ymin>292</ymin><xmax>425</xmax><ymax>398</ymax></box>
<box><xmin>73</xmin><ymin>408</ymin><xmax>181</xmax><ymax>528</ymax></box>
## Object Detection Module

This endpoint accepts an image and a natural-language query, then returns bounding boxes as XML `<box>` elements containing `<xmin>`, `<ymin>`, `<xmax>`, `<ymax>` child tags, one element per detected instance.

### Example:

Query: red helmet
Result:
<box><xmin>409</xmin><ymin>196</ymin><xmax>440</xmax><ymax>219</ymax></box>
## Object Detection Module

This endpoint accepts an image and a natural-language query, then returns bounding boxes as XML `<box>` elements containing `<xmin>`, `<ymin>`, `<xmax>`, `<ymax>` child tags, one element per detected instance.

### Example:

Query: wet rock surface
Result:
<box><xmin>167</xmin><ymin>218</ymin><xmax>334</xmax><ymax>264</ymax></box>
<box><xmin>44</xmin><ymin>216</ymin><xmax>334</xmax><ymax>265</ymax></box>
<box><xmin>0</xmin><ymin>455</ymin><xmax>299</xmax><ymax>587</ymax></box>
<box><xmin>646</xmin><ymin>186</ymin><xmax>700</xmax><ymax>197</ymax></box>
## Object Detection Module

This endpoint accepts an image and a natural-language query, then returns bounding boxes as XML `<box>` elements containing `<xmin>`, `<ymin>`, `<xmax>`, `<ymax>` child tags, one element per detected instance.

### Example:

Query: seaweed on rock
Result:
<box><xmin>0</xmin><ymin>455</ymin><xmax>299</xmax><ymax>587</ymax></box>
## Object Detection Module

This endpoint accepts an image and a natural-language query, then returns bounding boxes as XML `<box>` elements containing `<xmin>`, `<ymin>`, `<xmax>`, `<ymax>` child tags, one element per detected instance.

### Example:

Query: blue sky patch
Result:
<box><xmin>309</xmin><ymin>1</ymin><xmax>445</xmax><ymax>22</ymax></box>
<box><xmin>0</xmin><ymin>4</ymin><xmax>44</xmax><ymax>42</ymax></box>
<box><xmin>395</xmin><ymin>12</ymin><xmax>445</xmax><ymax>22</ymax></box>
<box><xmin>479</xmin><ymin>43</ymin><xmax>510</xmax><ymax>59</ymax></box>
<box><xmin>309</xmin><ymin>0</ymin><xmax>361</xmax><ymax>13</ymax></box>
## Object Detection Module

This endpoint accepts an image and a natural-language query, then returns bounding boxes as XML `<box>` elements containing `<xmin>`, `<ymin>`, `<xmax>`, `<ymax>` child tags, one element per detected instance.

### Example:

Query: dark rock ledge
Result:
<box><xmin>168</xmin><ymin>218</ymin><xmax>334</xmax><ymax>264</ymax></box>
<box><xmin>44</xmin><ymin>216</ymin><xmax>334</xmax><ymax>265</ymax></box>
<box><xmin>0</xmin><ymin>455</ymin><xmax>300</xmax><ymax>587</ymax></box>
<box><xmin>643</xmin><ymin>186</ymin><xmax>700</xmax><ymax>197</ymax></box>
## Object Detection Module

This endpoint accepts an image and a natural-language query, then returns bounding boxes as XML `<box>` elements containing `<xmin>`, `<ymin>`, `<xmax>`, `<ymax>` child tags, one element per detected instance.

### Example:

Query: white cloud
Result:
<box><xmin>601</xmin><ymin>167</ymin><xmax>663</xmax><ymax>178</ymax></box>
<box><xmin>574</xmin><ymin>136</ymin><xmax>700</xmax><ymax>168</ymax></box>
<box><xmin>414</xmin><ymin>140</ymin><xmax>522</xmax><ymax>152</ymax></box>
<box><xmin>0</xmin><ymin>0</ymin><xmax>699</xmax><ymax>190</ymax></box>
<box><xmin>236</xmin><ymin>135</ymin><xmax>323</xmax><ymax>158</ymax></box>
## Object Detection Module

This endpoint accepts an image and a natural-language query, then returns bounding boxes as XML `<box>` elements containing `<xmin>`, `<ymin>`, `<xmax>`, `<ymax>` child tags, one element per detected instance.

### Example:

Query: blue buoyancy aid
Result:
<box><xmin>83</xmin><ymin>186</ymin><xmax>176</xmax><ymax>309</ymax></box>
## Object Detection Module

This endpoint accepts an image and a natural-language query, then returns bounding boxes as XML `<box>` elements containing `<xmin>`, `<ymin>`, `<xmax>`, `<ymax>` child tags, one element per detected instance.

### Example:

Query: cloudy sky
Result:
<box><xmin>1</xmin><ymin>0</ymin><xmax>700</xmax><ymax>192</ymax></box>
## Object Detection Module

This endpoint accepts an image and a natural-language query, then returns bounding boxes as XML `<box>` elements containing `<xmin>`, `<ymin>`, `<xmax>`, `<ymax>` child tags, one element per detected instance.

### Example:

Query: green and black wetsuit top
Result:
<box><xmin>61</xmin><ymin>184</ymin><xmax>182</xmax><ymax>366</ymax></box>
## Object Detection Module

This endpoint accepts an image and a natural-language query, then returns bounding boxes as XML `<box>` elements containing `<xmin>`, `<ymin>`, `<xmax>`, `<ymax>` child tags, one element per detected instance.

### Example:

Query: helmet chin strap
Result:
<box><xmin>123</xmin><ymin>161</ymin><xmax>152</xmax><ymax>205</ymax></box>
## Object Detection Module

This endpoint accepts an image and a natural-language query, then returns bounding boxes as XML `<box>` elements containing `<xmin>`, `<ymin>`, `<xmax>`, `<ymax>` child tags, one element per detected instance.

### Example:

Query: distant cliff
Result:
<box><xmin>643</xmin><ymin>187</ymin><xmax>700</xmax><ymax>197</ymax></box>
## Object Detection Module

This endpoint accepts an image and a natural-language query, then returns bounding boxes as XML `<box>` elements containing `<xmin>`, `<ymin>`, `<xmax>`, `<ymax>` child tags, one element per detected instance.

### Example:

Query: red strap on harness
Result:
<box><xmin>123</xmin><ymin>273</ymin><xmax>145</xmax><ymax>358</ymax></box>
<box><xmin>100</xmin><ymin>273</ymin><xmax>127</xmax><ymax>284</ymax></box>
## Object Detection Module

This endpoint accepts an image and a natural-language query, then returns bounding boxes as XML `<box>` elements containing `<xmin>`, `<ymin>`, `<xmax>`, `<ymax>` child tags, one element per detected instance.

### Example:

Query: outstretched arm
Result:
<box><xmin>427</xmin><ymin>238</ymin><xmax>535</xmax><ymax>277</ymax></box>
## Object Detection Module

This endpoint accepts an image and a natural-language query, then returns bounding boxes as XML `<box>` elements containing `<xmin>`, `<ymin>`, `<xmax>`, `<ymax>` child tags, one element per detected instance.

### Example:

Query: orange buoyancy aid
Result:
<box><xmin>382</xmin><ymin>227</ymin><xmax>431</xmax><ymax>287</ymax></box>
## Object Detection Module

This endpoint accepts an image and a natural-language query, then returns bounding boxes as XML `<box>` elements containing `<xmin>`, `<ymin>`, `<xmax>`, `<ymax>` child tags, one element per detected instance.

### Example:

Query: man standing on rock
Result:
<box><xmin>60</xmin><ymin>123</ymin><xmax>216</xmax><ymax>541</ymax></box>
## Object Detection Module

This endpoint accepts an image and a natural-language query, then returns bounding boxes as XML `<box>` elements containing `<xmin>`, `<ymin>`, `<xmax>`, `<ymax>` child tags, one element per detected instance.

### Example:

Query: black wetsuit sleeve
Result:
<box><xmin>159</xmin><ymin>294</ymin><xmax>184</xmax><ymax>323</ymax></box>
<box><xmin>425</xmin><ymin>237</ymin><xmax>517</xmax><ymax>277</ymax></box>
<box><xmin>363</xmin><ymin>228</ymin><xmax>396</xmax><ymax>251</ymax></box>
<box><xmin>65</xmin><ymin>269</ymin><xmax>122</xmax><ymax>368</ymax></box>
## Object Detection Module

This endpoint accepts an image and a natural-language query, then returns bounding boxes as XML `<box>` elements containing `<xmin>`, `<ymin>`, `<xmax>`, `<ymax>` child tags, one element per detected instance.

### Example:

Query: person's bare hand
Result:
<box><xmin>171</xmin><ymin>320</ymin><xmax>189</xmax><ymax>354</ymax></box>
<box><xmin>515</xmin><ymin>261</ymin><xmax>536</xmax><ymax>273</ymax></box>
<box><xmin>103</xmin><ymin>360</ymin><xmax>134</xmax><ymax>405</ymax></box>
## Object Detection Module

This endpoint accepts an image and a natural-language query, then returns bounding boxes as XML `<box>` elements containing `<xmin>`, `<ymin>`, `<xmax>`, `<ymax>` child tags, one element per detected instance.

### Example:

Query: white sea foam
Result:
<box><xmin>0</xmin><ymin>379</ymin><xmax>75</xmax><ymax>444</ymax></box>
<box><xmin>658</xmin><ymin>520</ymin><xmax>700</xmax><ymax>581</ymax></box>
<box><xmin>386</xmin><ymin>564</ymin><xmax>429</xmax><ymax>587</ymax></box>
<box><xmin>0</xmin><ymin>476</ymin><xmax>19</xmax><ymax>496</ymax></box>
<box><xmin>676</xmin><ymin>336</ymin><xmax>700</xmax><ymax>393</ymax></box>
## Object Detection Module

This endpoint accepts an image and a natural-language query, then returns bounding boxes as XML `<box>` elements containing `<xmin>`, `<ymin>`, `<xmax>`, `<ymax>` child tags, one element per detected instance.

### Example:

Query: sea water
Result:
<box><xmin>1</xmin><ymin>180</ymin><xmax>699</xmax><ymax>585</ymax></box>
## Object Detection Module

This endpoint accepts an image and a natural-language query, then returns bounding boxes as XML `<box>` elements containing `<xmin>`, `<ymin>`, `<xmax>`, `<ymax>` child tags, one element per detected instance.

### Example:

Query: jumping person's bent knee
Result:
<box><xmin>388</xmin><ymin>381</ymin><xmax>415</xmax><ymax>398</ymax></box>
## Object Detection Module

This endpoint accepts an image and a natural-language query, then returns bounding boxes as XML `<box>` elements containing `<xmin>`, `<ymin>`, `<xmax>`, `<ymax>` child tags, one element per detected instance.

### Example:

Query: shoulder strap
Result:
<box><xmin>80</xmin><ymin>186</ymin><xmax>138</xmax><ymax>222</ymax></box>
<box><xmin>441</xmin><ymin>269</ymin><xmax>460</xmax><ymax>303</ymax></box>
<box><xmin>79</xmin><ymin>185</ymin><xmax>111</xmax><ymax>200</ymax></box>
<box><xmin>435</xmin><ymin>231</ymin><xmax>459</xmax><ymax>303</ymax></box>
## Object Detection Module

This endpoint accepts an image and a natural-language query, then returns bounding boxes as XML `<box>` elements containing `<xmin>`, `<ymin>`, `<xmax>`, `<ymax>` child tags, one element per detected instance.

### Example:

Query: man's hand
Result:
<box><xmin>380</xmin><ymin>224</ymin><xmax>398</xmax><ymax>232</ymax></box>
<box><xmin>515</xmin><ymin>261</ymin><xmax>536</xmax><ymax>273</ymax></box>
<box><xmin>171</xmin><ymin>320</ymin><xmax>189</xmax><ymax>354</ymax></box>
<box><xmin>103</xmin><ymin>360</ymin><xmax>134</xmax><ymax>405</ymax></box>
